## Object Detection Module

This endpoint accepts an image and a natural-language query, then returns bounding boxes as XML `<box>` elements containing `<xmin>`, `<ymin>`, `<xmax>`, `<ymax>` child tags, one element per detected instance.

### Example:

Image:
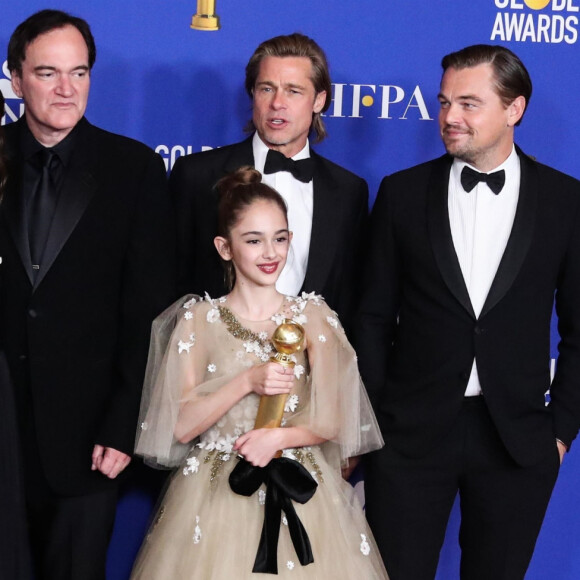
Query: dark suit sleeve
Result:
<box><xmin>551</xmin><ymin>192</ymin><xmax>580</xmax><ymax>449</ymax></box>
<box><xmin>354</xmin><ymin>177</ymin><xmax>401</xmax><ymax>410</ymax></box>
<box><xmin>334</xmin><ymin>176</ymin><xmax>369</xmax><ymax>336</ymax></box>
<box><xmin>345</xmin><ymin>177</ymin><xmax>369</xmax><ymax>332</ymax></box>
<box><xmin>96</xmin><ymin>152</ymin><xmax>177</xmax><ymax>455</ymax></box>
<box><xmin>170</xmin><ymin>156</ymin><xmax>199</xmax><ymax>296</ymax></box>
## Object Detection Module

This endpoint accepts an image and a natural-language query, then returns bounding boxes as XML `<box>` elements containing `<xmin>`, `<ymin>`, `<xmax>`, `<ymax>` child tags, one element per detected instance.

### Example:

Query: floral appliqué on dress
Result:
<box><xmin>293</xmin><ymin>364</ymin><xmax>305</xmax><ymax>379</ymax></box>
<box><xmin>183</xmin><ymin>456</ymin><xmax>200</xmax><ymax>476</ymax></box>
<box><xmin>204</xmin><ymin>293</ymin><xmax>223</xmax><ymax>324</ymax></box>
<box><xmin>178</xmin><ymin>335</ymin><xmax>195</xmax><ymax>354</ymax></box>
<box><xmin>193</xmin><ymin>516</ymin><xmax>202</xmax><ymax>544</ymax></box>
<box><xmin>360</xmin><ymin>534</ymin><xmax>371</xmax><ymax>556</ymax></box>
<box><xmin>284</xmin><ymin>394</ymin><xmax>299</xmax><ymax>413</ymax></box>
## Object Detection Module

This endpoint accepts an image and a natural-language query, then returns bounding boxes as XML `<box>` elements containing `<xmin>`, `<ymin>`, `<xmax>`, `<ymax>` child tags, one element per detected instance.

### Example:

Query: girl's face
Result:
<box><xmin>215</xmin><ymin>199</ymin><xmax>292</xmax><ymax>290</ymax></box>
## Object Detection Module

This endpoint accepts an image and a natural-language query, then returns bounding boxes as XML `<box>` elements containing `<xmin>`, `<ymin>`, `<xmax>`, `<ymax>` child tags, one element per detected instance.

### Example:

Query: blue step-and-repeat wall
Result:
<box><xmin>2</xmin><ymin>1</ymin><xmax>579</xmax><ymax>578</ymax></box>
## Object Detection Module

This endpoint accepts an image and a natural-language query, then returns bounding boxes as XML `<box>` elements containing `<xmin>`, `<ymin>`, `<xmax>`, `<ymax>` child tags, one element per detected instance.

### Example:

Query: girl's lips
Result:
<box><xmin>258</xmin><ymin>262</ymin><xmax>279</xmax><ymax>274</ymax></box>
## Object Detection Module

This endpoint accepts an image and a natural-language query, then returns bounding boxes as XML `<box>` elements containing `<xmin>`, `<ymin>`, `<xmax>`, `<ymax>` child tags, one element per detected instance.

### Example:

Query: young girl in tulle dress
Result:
<box><xmin>131</xmin><ymin>167</ymin><xmax>388</xmax><ymax>579</ymax></box>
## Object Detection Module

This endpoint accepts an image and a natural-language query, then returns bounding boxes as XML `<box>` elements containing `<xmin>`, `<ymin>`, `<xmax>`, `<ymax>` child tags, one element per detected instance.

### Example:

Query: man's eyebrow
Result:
<box><xmin>283</xmin><ymin>82</ymin><xmax>306</xmax><ymax>90</ymax></box>
<box><xmin>33</xmin><ymin>64</ymin><xmax>90</xmax><ymax>72</ymax></box>
<box><xmin>437</xmin><ymin>92</ymin><xmax>484</xmax><ymax>103</ymax></box>
<box><xmin>457</xmin><ymin>94</ymin><xmax>484</xmax><ymax>103</ymax></box>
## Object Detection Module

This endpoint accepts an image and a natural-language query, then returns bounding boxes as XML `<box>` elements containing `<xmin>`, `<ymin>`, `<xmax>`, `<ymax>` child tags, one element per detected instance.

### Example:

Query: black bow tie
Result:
<box><xmin>263</xmin><ymin>149</ymin><xmax>314</xmax><ymax>183</ymax></box>
<box><xmin>460</xmin><ymin>166</ymin><xmax>505</xmax><ymax>195</ymax></box>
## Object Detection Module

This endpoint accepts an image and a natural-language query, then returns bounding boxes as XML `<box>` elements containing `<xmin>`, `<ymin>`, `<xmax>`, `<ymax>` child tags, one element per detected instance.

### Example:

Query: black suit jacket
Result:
<box><xmin>170</xmin><ymin>137</ymin><xmax>368</xmax><ymax>333</ymax></box>
<box><xmin>0</xmin><ymin>117</ymin><xmax>176</xmax><ymax>495</ymax></box>
<box><xmin>355</xmin><ymin>147</ymin><xmax>580</xmax><ymax>467</ymax></box>
<box><xmin>0</xmin><ymin>349</ymin><xmax>31</xmax><ymax>579</ymax></box>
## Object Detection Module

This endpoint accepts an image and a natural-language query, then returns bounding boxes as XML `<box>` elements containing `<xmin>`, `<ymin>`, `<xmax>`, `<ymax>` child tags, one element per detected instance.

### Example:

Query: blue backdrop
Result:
<box><xmin>2</xmin><ymin>1</ymin><xmax>579</xmax><ymax>578</ymax></box>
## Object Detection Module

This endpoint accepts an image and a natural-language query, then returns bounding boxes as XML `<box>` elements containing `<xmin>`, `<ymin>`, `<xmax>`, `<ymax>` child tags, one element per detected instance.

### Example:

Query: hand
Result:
<box><xmin>556</xmin><ymin>440</ymin><xmax>567</xmax><ymax>465</ymax></box>
<box><xmin>341</xmin><ymin>456</ymin><xmax>361</xmax><ymax>481</ymax></box>
<box><xmin>234</xmin><ymin>428</ymin><xmax>285</xmax><ymax>467</ymax></box>
<box><xmin>91</xmin><ymin>445</ymin><xmax>131</xmax><ymax>479</ymax></box>
<box><xmin>246</xmin><ymin>362</ymin><xmax>294</xmax><ymax>397</ymax></box>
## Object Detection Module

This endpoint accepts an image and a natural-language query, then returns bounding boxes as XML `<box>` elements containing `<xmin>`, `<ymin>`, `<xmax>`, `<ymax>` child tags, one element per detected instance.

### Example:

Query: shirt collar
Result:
<box><xmin>252</xmin><ymin>132</ymin><xmax>310</xmax><ymax>173</ymax></box>
<box><xmin>20</xmin><ymin>116</ymin><xmax>81</xmax><ymax>168</ymax></box>
<box><xmin>451</xmin><ymin>145</ymin><xmax>518</xmax><ymax>183</ymax></box>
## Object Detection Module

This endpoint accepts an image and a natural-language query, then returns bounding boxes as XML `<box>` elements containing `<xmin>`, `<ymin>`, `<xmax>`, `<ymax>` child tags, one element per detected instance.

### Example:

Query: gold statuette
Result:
<box><xmin>254</xmin><ymin>320</ymin><xmax>304</xmax><ymax>430</ymax></box>
<box><xmin>191</xmin><ymin>0</ymin><xmax>220</xmax><ymax>31</ymax></box>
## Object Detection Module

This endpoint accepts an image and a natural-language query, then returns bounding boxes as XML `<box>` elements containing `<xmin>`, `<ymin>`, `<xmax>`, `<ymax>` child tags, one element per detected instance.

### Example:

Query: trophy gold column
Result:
<box><xmin>254</xmin><ymin>320</ymin><xmax>304</xmax><ymax>430</ymax></box>
<box><xmin>191</xmin><ymin>0</ymin><xmax>220</xmax><ymax>30</ymax></box>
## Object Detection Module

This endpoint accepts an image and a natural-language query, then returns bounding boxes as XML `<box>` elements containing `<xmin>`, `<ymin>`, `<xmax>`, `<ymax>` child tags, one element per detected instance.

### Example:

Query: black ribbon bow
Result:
<box><xmin>263</xmin><ymin>149</ymin><xmax>315</xmax><ymax>183</ymax></box>
<box><xmin>460</xmin><ymin>166</ymin><xmax>505</xmax><ymax>195</ymax></box>
<box><xmin>229</xmin><ymin>457</ymin><xmax>318</xmax><ymax>574</ymax></box>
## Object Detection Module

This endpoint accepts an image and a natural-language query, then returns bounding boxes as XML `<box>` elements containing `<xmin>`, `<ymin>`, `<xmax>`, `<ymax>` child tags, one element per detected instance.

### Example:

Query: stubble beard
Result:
<box><xmin>442</xmin><ymin>132</ymin><xmax>478</xmax><ymax>166</ymax></box>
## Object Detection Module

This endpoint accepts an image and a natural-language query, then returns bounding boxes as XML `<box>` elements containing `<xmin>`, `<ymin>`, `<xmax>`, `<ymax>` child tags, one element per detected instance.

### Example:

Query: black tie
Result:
<box><xmin>263</xmin><ymin>149</ymin><xmax>314</xmax><ymax>183</ymax></box>
<box><xmin>460</xmin><ymin>166</ymin><xmax>505</xmax><ymax>195</ymax></box>
<box><xmin>29</xmin><ymin>149</ymin><xmax>60</xmax><ymax>269</ymax></box>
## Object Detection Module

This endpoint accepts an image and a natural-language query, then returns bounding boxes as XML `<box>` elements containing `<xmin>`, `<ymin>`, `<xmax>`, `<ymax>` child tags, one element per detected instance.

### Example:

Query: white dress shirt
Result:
<box><xmin>253</xmin><ymin>133</ymin><xmax>314</xmax><ymax>296</ymax></box>
<box><xmin>448</xmin><ymin>146</ymin><xmax>520</xmax><ymax>396</ymax></box>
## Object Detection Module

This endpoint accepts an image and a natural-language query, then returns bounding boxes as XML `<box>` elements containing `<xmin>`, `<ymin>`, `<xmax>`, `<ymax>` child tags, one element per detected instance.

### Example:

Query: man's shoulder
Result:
<box><xmin>372</xmin><ymin>155</ymin><xmax>451</xmax><ymax>214</ymax></box>
<box><xmin>81</xmin><ymin>120</ymin><xmax>157</xmax><ymax>160</ymax></box>
<box><xmin>3</xmin><ymin>117</ymin><xmax>156</xmax><ymax>162</ymax></box>
<box><xmin>311</xmin><ymin>149</ymin><xmax>366</xmax><ymax>188</ymax></box>
<box><xmin>382</xmin><ymin>155</ymin><xmax>449</xmax><ymax>185</ymax></box>
<box><xmin>172</xmin><ymin>139</ymin><xmax>251</xmax><ymax>173</ymax></box>
<box><xmin>3</xmin><ymin>118</ymin><xmax>23</xmax><ymax>156</ymax></box>
<box><xmin>518</xmin><ymin>147</ymin><xmax>580</xmax><ymax>190</ymax></box>
<box><xmin>3</xmin><ymin>118</ymin><xmax>21</xmax><ymax>140</ymax></box>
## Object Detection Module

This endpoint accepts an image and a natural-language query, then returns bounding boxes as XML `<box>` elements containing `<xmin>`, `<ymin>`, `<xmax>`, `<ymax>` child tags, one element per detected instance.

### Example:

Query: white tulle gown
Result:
<box><xmin>131</xmin><ymin>293</ymin><xmax>389</xmax><ymax>579</ymax></box>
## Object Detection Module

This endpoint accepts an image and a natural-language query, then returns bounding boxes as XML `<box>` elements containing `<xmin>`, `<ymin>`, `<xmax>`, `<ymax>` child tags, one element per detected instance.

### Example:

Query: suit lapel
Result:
<box><xmin>2</xmin><ymin>164</ymin><xmax>35</xmax><ymax>285</ymax></box>
<box><xmin>2</xmin><ymin>120</ymin><xmax>35</xmax><ymax>285</ymax></box>
<box><xmin>302</xmin><ymin>151</ymin><xmax>341</xmax><ymax>294</ymax></box>
<box><xmin>34</xmin><ymin>120</ymin><xmax>98</xmax><ymax>289</ymax></box>
<box><xmin>479</xmin><ymin>148</ymin><xmax>538</xmax><ymax>318</ymax></box>
<box><xmin>1</xmin><ymin>118</ymin><xmax>98</xmax><ymax>290</ymax></box>
<box><xmin>224</xmin><ymin>137</ymin><xmax>255</xmax><ymax>173</ymax></box>
<box><xmin>427</xmin><ymin>155</ymin><xmax>476</xmax><ymax>319</ymax></box>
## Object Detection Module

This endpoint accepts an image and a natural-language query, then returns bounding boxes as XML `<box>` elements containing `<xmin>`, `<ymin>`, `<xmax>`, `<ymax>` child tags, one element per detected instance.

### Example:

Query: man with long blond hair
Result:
<box><xmin>171</xmin><ymin>33</ymin><xmax>368</xmax><ymax>336</ymax></box>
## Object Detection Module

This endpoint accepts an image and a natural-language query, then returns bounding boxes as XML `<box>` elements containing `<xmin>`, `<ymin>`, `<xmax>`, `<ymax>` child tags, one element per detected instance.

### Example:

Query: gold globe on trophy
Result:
<box><xmin>253</xmin><ymin>319</ymin><xmax>305</xmax><ymax>431</ymax></box>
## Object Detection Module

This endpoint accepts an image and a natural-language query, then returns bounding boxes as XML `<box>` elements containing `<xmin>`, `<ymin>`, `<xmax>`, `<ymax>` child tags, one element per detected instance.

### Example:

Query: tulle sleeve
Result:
<box><xmin>135</xmin><ymin>295</ymin><xmax>204</xmax><ymax>469</ymax></box>
<box><xmin>284</xmin><ymin>297</ymin><xmax>384</xmax><ymax>468</ymax></box>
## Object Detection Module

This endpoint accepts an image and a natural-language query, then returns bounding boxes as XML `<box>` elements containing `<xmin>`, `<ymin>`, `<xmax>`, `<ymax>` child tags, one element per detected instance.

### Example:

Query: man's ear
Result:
<box><xmin>507</xmin><ymin>95</ymin><xmax>526</xmax><ymax>127</ymax></box>
<box><xmin>11</xmin><ymin>71</ymin><xmax>23</xmax><ymax>98</ymax></box>
<box><xmin>313</xmin><ymin>90</ymin><xmax>326</xmax><ymax>114</ymax></box>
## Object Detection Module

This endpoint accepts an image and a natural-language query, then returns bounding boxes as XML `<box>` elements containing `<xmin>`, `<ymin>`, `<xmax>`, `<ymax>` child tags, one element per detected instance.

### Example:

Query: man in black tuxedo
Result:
<box><xmin>356</xmin><ymin>44</ymin><xmax>580</xmax><ymax>580</ymax></box>
<box><xmin>171</xmin><ymin>33</ymin><xmax>368</xmax><ymax>334</ymax></box>
<box><xmin>0</xmin><ymin>10</ymin><xmax>175</xmax><ymax>580</ymax></box>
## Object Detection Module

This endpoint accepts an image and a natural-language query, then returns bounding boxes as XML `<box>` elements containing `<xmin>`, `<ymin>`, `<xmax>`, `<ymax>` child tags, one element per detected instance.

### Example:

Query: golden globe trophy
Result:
<box><xmin>230</xmin><ymin>321</ymin><xmax>314</xmax><ymax>573</ymax></box>
<box><xmin>191</xmin><ymin>0</ymin><xmax>220</xmax><ymax>31</ymax></box>
<box><xmin>254</xmin><ymin>320</ymin><xmax>304</xmax><ymax>433</ymax></box>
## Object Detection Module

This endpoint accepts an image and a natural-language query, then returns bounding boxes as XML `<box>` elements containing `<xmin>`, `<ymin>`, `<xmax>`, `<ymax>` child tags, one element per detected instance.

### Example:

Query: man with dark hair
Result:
<box><xmin>171</xmin><ymin>33</ymin><xmax>368</xmax><ymax>335</ymax></box>
<box><xmin>7</xmin><ymin>9</ymin><xmax>97</xmax><ymax>73</ymax></box>
<box><xmin>0</xmin><ymin>10</ymin><xmax>175</xmax><ymax>579</ymax></box>
<box><xmin>356</xmin><ymin>44</ymin><xmax>580</xmax><ymax>580</ymax></box>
